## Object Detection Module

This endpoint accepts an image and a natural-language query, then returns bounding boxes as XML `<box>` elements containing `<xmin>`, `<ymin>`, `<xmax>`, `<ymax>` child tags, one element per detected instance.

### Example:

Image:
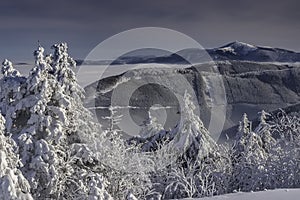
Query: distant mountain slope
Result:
<box><xmin>78</xmin><ymin>41</ymin><xmax>300</xmax><ymax>65</ymax></box>
<box><xmin>84</xmin><ymin>60</ymin><xmax>300</xmax><ymax>140</ymax></box>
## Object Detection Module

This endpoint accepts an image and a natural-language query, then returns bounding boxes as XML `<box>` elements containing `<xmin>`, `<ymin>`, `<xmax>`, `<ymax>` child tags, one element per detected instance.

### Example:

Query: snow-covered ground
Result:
<box><xmin>184</xmin><ymin>189</ymin><xmax>300</xmax><ymax>200</ymax></box>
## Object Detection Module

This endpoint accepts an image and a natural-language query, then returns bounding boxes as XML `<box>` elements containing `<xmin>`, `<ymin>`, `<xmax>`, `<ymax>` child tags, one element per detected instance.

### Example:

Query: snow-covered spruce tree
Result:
<box><xmin>0</xmin><ymin>112</ymin><xmax>33</xmax><ymax>200</ymax></box>
<box><xmin>1</xmin><ymin>44</ymin><xmax>111</xmax><ymax>199</ymax></box>
<box><xmin>11</xmin><ymin>45</ymin><xmax>67</xmax><ymax>198</ymax></box>
<box><xmin>231</xmin><ymin>113</ymin><xmax>267</xmax><ymax>192</ymax></box>
<box><xmin>254</xmin><ymin>110</ymin><xmax>276</xmax><ymax>153</ymax></box>
<box><xmin>49</xmin><ymin>43</ymin><xmax>97</xmax><ymax>142</ymax></box>
<box><xmin>0</xmin><ymin>60</ymin><xmax>27</xmax><ymax>133</ymax></box>
<box><xmin>160</xmin><ymin>91</ymin><xmax>232</xmax><ymax>199</ymax></box>
<box><xmin>132</xmin><ymin>109</ymin><xmax>171</xmax><ymax>152</ymax></box>
<box><xmin>139</xmin><ymin>110</ymin><xmax>164</xmax><ymax>139</ymax></box>
<box><xmin>171</xmin><ymin>91</ymin><xmax>217</xmax><ymax>159</ymax></box>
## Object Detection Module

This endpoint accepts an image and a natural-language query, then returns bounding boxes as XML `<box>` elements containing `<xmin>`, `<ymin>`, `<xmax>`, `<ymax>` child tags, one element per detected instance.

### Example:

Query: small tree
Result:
<box><xmin>255</xmin><ymin>110</ymin><xmax>276</xmax><ymax>153</ymax></box>
<box><xmin>163</xmin><ymin>147</ymin><xmax>232</xmax><ymax>199</ymax></box>
<box><xmin>139</xmin><ymin>110</ymin><xmax>164</xmax><ymax>138</ymax></box>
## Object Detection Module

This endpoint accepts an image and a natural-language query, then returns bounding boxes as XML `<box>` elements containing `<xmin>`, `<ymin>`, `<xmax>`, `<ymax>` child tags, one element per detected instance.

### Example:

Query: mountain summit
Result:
<box><xmin>210</xmin><ymin>41</ymin><xmax>300</xmax><ymax>62</ymax></box>
<box><xmin>218</xmin><ymin>41</ymin><xmax>258</xmax><ymax>55</ymax></box>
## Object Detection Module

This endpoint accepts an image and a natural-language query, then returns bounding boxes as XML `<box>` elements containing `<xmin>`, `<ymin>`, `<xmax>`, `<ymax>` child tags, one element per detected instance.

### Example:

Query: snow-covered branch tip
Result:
<box><xmin>1</xmin><ymin>59</ymin><xmax>21</xmax><ymax>77</ymax></box>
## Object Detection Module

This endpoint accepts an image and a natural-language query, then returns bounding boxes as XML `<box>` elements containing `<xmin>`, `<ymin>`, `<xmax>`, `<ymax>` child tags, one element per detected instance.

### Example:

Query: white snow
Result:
<box><xmin>218</xmin><ymin>47</ymin><xmax>237</xmax><ymax>55</ymax></box>
<box><xmin>218</xmin><ymin>41</ymin><xmax>257</xmax><ymax>55</ymax></box>
<box><xmin>186</xmin><ymin>188</ymin><xmax>300</xmax><ymax>200</ymax></box>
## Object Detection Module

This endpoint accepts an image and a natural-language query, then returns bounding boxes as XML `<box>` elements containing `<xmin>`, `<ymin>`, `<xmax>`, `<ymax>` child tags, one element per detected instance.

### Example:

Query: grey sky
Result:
<box><xmin>0</xmin><ymin>0</ymin><xmax>299</xmax><ymax>61</ymax></box>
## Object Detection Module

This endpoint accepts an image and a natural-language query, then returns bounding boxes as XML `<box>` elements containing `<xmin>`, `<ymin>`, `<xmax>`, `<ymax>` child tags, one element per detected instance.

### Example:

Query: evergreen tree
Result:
<box><xmin>172</xmin><ymin>91</ymin><xmax>217</xmax><ymax>159</ymax></box>
<box><xmin>0</xmin><ymin>60</ymin><xmax>26</xmax><ymax>133</ymax></box>
<box><xmin>0</xmin><ymin>113</ymin><xmax>33</xmax><ymax>200</ymax></box>
<box><xmin>162</xmin><ymin>92</ymin><xmax>231</xmax><ymax>199</ymax></box>
<box><xmin>0</xmin><ymin>44</ymin><xmax>111</xmax><ymax>199</ymax></box>
<box><xmin>231</xmin><ymin>113</ymin><xmax>267</xmax><ymax>192</ymax></box>
<box><xmin>139</xmin><ymin>110</ymin><xmax>164</xmax><ymax>138</ymax></box>
<box><xmin>255</xmin><ymin>110</ymin><xmax>276</xmax><ymax>153</ymax></box>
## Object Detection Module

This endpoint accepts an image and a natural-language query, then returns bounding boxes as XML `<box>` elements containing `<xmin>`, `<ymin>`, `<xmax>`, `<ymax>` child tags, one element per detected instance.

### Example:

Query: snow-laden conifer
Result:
<box><xmin>0</xmin><ymin>113</ymin><xmax>32</xmax><ymax>200</ymax></box>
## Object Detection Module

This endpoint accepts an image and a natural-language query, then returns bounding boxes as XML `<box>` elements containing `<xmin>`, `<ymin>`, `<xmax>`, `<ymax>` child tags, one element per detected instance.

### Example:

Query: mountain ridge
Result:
<box><xmin>77</xmin><ymin>41</ymin><xmax>300</xmax><ymax>65</ymax></box>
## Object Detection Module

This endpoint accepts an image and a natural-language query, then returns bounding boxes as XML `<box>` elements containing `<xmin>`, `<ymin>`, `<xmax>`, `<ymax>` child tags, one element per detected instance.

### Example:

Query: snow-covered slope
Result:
<box><xmin>217</xmin><ymin>41</ymin><xmax>257</xmax><ymax>55</ymax></box>
<box><xmin>187</xmin><ymin>188</ymin><xmax>300</xmax><ymax>200</ymax></box>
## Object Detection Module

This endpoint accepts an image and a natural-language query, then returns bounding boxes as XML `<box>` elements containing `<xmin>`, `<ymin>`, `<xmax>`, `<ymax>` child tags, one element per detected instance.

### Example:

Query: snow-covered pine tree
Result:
<box><xmin>161</xmin><ymin>91</ymin><xmax>232</xmax><ymax>199</ymax></box>
<box><xmin>127</xmin><ymin>109</ymin><xmax>172</xmax><ymax>152</ymax></box>
<box><xmin>0</xmin><ymin>44</ymin><xmax>111</xmax><ymax>199</ymax></box>
<box><xmin>0</xmin><ymin>60</ymin><xmax>26</xmax><ymax>133</ymax></box>
<box><xmin>1</xmin><ymin>59</ymin><xmax>21</xmax><ymax>77</ymax></box>
<box><xmin>46</xmin><ymin>43</ymin><xmax>113</xmax><ymax>199</ymax></box>
<box><xmin>172</xmin><ymin>91</ymin><xmax>217</xmax><ymax>159</ymax></box>
<box><xmin>232</xmin><ymin>113</ymin><xmax>252</xmax><ymax>161</ymax></box>
<box><xmin>50</xmin><ymin>43</ymin><xmax>89</xmax><ymax>140</ymax></box>
<box><xmin>9</xmin><ymin>45</ymin><xmax>67</xmax><ymax>198</ymax></box>
<box><xmin>231</xmin><ymin>113</ymin><xmax>267</xmax><ymax>192</ymax></box>
<box><xmin>0</xmin><ymin>112</ymin><xmax>33</xmax><ymax>200</ymax></box>
<box><xmin>255</xmin><ymin>110</ymin><xmax>276</xmax><ymax>153</ymax></box>
<box><xmin>139</xmin><ymin>110</ymin><xmax>164</xmax><ymax>139</ymax></box>
<box><xmin>126</xmin><ymin>192</ymin><xmax>139</xmax><ymax>200</ymax></box>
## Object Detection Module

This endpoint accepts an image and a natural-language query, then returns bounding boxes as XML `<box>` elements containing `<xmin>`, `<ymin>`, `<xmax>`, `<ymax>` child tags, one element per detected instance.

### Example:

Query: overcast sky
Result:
<box><xmin>0</xmin><ymin>0</ymin><xmax>299</xmax><ymax>61</ymax></box>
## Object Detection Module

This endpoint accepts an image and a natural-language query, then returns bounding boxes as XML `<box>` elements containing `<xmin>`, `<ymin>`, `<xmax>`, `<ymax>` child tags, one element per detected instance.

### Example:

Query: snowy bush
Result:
<box><xmin>160</xmin><ymin>146</ymin><xmax>231</xmax><ymax>199</ymax></box>
<box><xmin>230</xmin><ymin>111</ymin><xmax>300</xmax><ymax>192</ymax></box>
<box><xmin>91</xmin><ymin>106</ymin><xmax>155</xmax><ymax>199</ymax></box>
<box><xmin>263</xmin><ymin>110</ymin><xmax>300</xmax><ymax>189</ymax></box>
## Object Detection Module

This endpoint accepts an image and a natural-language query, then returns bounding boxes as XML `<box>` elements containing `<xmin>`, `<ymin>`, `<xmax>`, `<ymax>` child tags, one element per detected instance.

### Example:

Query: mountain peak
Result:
<box><xmin>223</xmin><ymin>41</ymin><xmax>256</xmax><ymax>49</ymax></box>
<box><xmin>218</xmin><ymin>41</ymin><xmax>257</xmax><ymax>55</ymax></box>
